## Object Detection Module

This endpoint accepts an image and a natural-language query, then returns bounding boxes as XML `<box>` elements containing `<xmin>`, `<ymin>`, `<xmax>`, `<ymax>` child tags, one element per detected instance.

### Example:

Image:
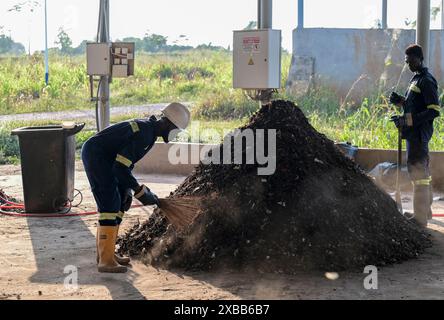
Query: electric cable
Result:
<box><xmin>0</xmin><ymin>191</ymin><xmax>145</xmax><ymax>219</ymax></box>
<box><xmin>95</xmin><ymin>77</ymin><xmax>103</xmax><ymax>132</ymax></box>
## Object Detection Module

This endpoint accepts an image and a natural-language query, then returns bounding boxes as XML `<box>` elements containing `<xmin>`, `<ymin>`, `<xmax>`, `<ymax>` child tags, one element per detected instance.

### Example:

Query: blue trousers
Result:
<box><xmin>406</xmin><ymin>137</ymin><xmax>430</xmax><ymax>180</ymax></box>
<box><xmin>81</xmin><ymin>140</ymin><xmax>125</xmax><ymax>226</ymax></box>
<box><xmin>406</xmin><ymin>137</ymin><xmax>433</xmax><ymax>224</ymax></box>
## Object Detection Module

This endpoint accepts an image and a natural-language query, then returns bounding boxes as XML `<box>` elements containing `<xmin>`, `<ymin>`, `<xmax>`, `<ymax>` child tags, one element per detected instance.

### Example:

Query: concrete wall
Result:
<box><xmin>287</xmin><ymin>28</ymin><xmax>444</xmax><ymax>98</ymax></box>
<box><xmin>135</xmin><ymin>142</ymin><xmax>444</xmax><ymax>190</ymax></box>
<box><xmin>134</xmin><ymin>142</ymin><xmax>212</xmax><ymax>176</ymax></box>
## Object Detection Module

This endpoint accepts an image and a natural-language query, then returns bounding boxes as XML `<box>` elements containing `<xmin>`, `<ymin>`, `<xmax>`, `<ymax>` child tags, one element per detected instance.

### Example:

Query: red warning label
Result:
<box><xmin>243</xmin><ymin>36</ymin><xmax>261</xmax><ymax>53</ymax></box>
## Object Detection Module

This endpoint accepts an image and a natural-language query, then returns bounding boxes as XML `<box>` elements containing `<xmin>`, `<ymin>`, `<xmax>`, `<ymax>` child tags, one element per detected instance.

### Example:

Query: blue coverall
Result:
<box><xmin>81</xmin><ymin>116</ymin><xmax>157</xmax><ymax>226</ymax></box>
<box><xmin>401</xmin><ymin>67</ymin><xmax>441</xmax><ymax>219</ymax></box>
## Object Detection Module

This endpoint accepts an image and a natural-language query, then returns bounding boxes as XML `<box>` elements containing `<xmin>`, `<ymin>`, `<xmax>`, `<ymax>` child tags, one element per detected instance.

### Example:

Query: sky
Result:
<box><xmin>0</xmin><ymin>0</ymin><xmax>443</xmax><ymax>53</ymax></box>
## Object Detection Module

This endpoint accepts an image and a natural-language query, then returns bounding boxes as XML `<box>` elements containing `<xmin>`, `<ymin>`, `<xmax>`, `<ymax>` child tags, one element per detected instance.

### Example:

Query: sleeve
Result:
<box><xmin>412</xmin><ymin>78</ymin><xmax>440</xmax><ymax>127</ymax></box>
<box><xmin>113</xmin><ymin>143</ymin><xmax>140</xmax><ymax>191</ymax></box>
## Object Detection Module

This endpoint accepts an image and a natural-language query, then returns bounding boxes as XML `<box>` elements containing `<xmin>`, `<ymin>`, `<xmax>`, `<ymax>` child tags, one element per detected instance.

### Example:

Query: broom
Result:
<box><xmin>155</xmin><ymin>197</ymin><xmax>202</xmax><ymax>230</ymax></box>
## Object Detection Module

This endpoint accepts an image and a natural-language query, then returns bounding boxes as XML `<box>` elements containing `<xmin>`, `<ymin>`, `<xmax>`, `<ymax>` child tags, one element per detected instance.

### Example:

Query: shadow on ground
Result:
<box><xmin>27</xmin><ymin>215</ymin><xmax>146</xmax><ymax>300</ymax></box>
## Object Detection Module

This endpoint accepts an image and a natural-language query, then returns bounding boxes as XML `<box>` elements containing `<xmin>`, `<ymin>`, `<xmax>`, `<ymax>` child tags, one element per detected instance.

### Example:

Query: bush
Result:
<box><xmin>0</xmin><ymin>126</ymin><xmax>20</xmax><ymax>164</ymax></box>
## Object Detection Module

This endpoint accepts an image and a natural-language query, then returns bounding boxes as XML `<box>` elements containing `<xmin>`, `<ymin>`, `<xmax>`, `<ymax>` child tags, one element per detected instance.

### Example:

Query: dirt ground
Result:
<box><xmin>1</xmin><ymin>163</ymin><xmax>444</xmax><ymax>300</ymax></box>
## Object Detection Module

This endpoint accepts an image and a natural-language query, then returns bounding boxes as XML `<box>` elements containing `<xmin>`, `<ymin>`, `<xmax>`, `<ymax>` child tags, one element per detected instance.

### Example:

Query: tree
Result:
<box><xmin>142</xmin><ymin>32</ymin><xmax>168</xmax><ymax>52</ymax></box>
<box><xmin>122</xmin><ymin>37</ymin><xmax>144</xmax><ymax>52</ymax></box>
<box><xmin>8</xmin><ymin>1</ymin><xmax>41</xmax><ymax>55</ymax></box>
<box><xmin>72</xmin><ymin>40</ymin><xmax>87</xmax><ymax>55</ymax></box>
<box><xmin>0</xmin><ymin>26</ymin><xmax>25</xmax><ymax>55</ymax></box>
<box><xmin>55</xmin><ymin>28</ymin><xmax>73</xmax><ymax>54</ymax></box>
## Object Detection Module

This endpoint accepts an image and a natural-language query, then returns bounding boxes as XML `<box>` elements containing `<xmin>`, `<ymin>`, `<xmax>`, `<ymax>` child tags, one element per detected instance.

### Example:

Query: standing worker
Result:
<box><xmin>82</xmin><ymin>103</ymin><xmax>191</xmax><ymax>273</ymax></box>
<box><xmin>389</xmin><ymin>44</ymin><xmax>441</xmax><ymax>227</ymax></box>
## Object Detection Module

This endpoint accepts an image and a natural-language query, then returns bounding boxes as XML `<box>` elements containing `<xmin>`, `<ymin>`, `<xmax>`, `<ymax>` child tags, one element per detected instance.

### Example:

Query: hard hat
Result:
<box><xmin>162</xmin><ymin>102</ymin><xmax>191</xmax><ymax>130</ymax></box>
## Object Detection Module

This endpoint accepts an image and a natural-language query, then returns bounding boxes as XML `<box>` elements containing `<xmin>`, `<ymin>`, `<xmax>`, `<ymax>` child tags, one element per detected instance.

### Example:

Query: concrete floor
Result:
<box><xmin>1</xmin><ymin>163</ymin><xmax>444</xmax><ymax>300</ymax></box>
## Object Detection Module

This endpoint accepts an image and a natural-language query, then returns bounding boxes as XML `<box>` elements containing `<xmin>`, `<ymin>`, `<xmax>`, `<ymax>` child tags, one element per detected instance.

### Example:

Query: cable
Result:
<box><xmin>0</xmin><ymin>204</ymin><xmax>145</xmax><ymax>219</ymax></box>
<box><xmin>0</xmin><ymin>190</ymin><xmax>89</xmax><ymax>218</ymax></box>
<box><xmin>0</xmin><ymin>189</ymin><xmax>145</xmax><ymax>219</ymax></box>
<box><xmin>0</xmin><ymin>209</ymin><xmax>98</xmax><ymax>218</ymax></box>
<box><xmin>71</xmin><ymin>189</ymin><xmax>83</xmax><ymax>208</ymax></box>
<box><xmin>95</xmin><ymin>77</ymin><xmax>103</xmax><ymax>132</ymax></box>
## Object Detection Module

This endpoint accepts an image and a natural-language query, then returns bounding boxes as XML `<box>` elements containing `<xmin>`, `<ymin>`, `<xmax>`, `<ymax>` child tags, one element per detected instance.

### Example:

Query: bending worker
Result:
<box><xmin>82</xmin><ymin>103</ymin><xmax>191</xmax><ymax>273</ymax></box>
<box><xmin>390</xmin><ymin>44</ymin><xmax>441</xmax><ymax>227</ymax></box>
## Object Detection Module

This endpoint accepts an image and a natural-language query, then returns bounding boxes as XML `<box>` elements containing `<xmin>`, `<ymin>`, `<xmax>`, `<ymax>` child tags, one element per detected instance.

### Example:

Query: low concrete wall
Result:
<box><xmin>356</xmin><ymin>148</ymin><xmax>444</xmax><ymax>190</ymax></box>
<box><xmin>134</xmin><ymin>142</ymin><xmax>215</xmax><ymax>176</ymax></box>
<box><xmin>135</xmin><ymin>142</ymin><xmax>444</xmax><ymax>190</ymax></box>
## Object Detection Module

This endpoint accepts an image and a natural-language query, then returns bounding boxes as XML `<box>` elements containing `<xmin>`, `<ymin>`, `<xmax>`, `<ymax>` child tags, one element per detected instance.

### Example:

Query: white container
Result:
<box><xmin>233</xmin><ymin>29</ymin><xmax>281</xmax><ymax>89</ymax></box>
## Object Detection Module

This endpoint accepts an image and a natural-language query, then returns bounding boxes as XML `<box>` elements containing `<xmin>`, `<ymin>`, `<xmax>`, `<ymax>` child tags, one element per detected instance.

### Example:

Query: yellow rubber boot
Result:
<box><xmin>114</xmin><ymin>225</ymin><xmax>131</xmax><ymax>266</ymax></box>
<box><xmin>96</xmin><ymin>226</ymin><xmax>130</xmax><ymax>266</ymax></box>
<box><xmin>97</xmin><ymin>226</ymin><xmax>127</xmax><ymax>273</ymax></box>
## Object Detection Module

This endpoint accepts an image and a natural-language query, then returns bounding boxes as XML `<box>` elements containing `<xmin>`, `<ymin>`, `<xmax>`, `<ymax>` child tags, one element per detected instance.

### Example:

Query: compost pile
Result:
<box><xmin>119</xmin><ymin>100</ymin><xmax>431</xmax><ymax>272</ymax></box>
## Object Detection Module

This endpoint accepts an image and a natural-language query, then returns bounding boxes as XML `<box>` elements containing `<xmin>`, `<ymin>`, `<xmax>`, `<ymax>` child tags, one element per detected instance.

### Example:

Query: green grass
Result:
<box><xmin>0</xmin><ymin>50</ymin><xmax>235</xmax><ymax>115</ymax></box>
<box><xmin>292</xmin><ymin>91</ymin><xmax>444</xmax><ymax>151</ymax></box>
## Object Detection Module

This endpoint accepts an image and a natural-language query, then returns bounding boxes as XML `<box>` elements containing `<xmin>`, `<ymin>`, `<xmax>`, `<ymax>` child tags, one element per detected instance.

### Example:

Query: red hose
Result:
<box><xmin>0</xmin><ymin>195</ymin><xmax>22</xmax><ymax>206</ymax></box>
<box><xmin>0</xmin><ymin>202</ymin><xmax>144</xmax><ymax>218</ymax></box>
<box><xmin>0</xmin><ymin>209</ymin><xmax>98</xmax><ymax>218</ymax></box>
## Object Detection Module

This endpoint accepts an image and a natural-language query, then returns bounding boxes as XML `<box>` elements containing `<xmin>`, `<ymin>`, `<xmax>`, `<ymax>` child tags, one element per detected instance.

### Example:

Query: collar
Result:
<box><xmin>416</xmin><ymin>67</ymin><xmax>428</xmax><ymax>75</ymax></box>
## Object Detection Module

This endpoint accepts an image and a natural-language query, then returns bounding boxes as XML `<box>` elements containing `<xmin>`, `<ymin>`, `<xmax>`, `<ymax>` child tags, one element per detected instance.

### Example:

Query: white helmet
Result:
<box><xmin>162</xmin><ymin>102</ymin><xmax>191</xmax><ymax>130</ymax></box>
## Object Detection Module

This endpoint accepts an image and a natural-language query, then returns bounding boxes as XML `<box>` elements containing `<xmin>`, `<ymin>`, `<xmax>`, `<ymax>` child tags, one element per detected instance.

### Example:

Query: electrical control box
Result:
<box><xmin>87</xmin><ymin>43</ymin><xmax>111</xmax><ymax>76</ymax></box>
<box><xmin>233</xmin><ymin>29</ymin><xmax>281</xmax><ymax>89</ymax></box>
<box><xmin>111</xmin><ymin>42</ymin><xmax>135</xmax><ymax>78</ymax></box>
<box><xmin>86</xmin><ymin>42</ymin><xmax>135</xmax><ymax>78</ymax></box>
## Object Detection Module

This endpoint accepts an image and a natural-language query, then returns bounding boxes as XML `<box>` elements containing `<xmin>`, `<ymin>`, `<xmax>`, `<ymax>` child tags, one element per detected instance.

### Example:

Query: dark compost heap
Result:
<box><xmin>119</xmin><ymin>100</ymin><xmax>431</xmax><ymax>272</ymax></box>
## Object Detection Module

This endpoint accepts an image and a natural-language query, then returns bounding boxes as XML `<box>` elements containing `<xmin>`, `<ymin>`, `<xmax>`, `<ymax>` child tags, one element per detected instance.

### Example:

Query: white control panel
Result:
<box><xmin>87</xmin><ymin>43</ymin><xmax>111</xmax><ymax>76</ymax></box>
<box><xmin>233</xmin><ymin>29</ymin><xmax>282</xmax><ymax>89</ymax></box>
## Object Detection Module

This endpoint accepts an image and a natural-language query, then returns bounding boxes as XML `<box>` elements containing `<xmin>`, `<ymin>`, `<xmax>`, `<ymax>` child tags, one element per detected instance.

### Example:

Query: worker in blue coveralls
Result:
<box><xmin>82</xmin><ymin>103</ymin><xmax>190</xmax><ymax>273</ymax></box>
<box><xmin>390</xmin><ymin>44</ymin><xmax>441</xmax><ymax>227</ymax></box>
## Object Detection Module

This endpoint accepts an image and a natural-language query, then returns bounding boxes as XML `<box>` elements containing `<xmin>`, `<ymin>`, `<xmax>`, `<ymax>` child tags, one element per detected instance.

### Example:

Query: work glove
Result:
<box><xmin>121</xmin><ymin>188</ymin><xmax>133</xmax><ymax>212</ymax></box>
<box><xmin>389</xmin><ymin>92</ymin><xmax>404</xmax><ymax>105</ymax></box>
<box><xmin>390</xmin><ymin>114</ymin><xmax>413</xmax><ymax>129</ymax></box>
<box><xmin>134</xmin><ymin>185</ymin><xmax>160</xmax><ymax>207</ymax></box>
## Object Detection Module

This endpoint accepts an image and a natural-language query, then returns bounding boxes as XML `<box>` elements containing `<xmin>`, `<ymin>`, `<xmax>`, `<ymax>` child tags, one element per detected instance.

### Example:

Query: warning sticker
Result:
<box><xmin>243</xmin><ymin>36</ymin><xmax>261</xmax><ymax>53</ymax></box>
<box><xmin>248</xmin><ymin>57</ymin><xmax>254</xmax><ymax>65</ymax></box>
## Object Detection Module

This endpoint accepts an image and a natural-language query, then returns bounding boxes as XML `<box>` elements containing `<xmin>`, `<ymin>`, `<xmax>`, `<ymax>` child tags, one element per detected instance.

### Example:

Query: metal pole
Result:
<box><xmin>257</xmin><ymin>0</ymin><xmax>262</xmax><ymax>28</ymax></box>
<box><xmin>298</xmin><ymin>0</ymin><xmax>304</xmax><ymax>29</ymax></box>
<box><xmin>259</xmin><ymin>0</ymin><xmax>273</xmax><ymax>29</ymax></box>
<box><xmin>97</xmin><ymin>0</ymin><xmax>110</xmax><ymax>131</ymax></box>
<box><xmin>256</xmin><ymin>0</ymin><xmax>274</xmax><ymax>107</ymax></box>
<box><xmin>44</xmin><ymin>0</ymin><xmax>49</xmax><ymax>85</ymax></box>
<box><xmin>382</xmin><ymin>0</ymin><xmax>388</xmax><ymax>29</ymax></box>
<box><xmin>417</xmin><ymin>0</ymin><xmax>431</xmax><ymax>66</ymax></box>
<box><xmin>441</xmin><ymin>0</ymin><xmax>444</xmax><ymax>29</ymax></box>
